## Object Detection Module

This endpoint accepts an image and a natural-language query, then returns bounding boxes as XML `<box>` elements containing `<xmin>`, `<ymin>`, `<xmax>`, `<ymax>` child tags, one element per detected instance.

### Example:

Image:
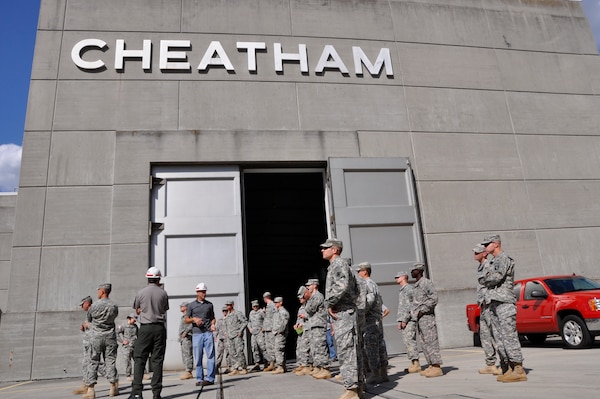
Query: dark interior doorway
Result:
<box><xmin>242</xmin><ymin>170</ymin><xmax>329</xmax><ymax>360</ymax></box>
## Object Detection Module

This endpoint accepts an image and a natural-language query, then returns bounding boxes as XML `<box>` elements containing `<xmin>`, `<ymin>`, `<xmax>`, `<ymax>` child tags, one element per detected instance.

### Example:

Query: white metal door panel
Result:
<box><xmin>151</xmin><ymin>165</ymin><xmax>245</xmax><ymax>369</ymax></box>
<box><xmin>327</xmin><ymin>157</ymin><xmax>424</xmax><ymax>355</ymax></box>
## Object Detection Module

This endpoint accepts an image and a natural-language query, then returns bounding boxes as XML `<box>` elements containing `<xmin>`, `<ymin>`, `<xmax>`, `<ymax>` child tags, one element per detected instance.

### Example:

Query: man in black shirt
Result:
<box><xmin>185</xmin><ymin>282</ymin><xmax>216</xmax><ymax>386</ymax></box>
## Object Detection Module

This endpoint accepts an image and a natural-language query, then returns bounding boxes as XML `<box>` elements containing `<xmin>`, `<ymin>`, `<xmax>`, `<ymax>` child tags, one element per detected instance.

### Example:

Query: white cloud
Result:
<box><xmin>0</xmin><ymin>144</ymin><xmax>22</xmax><ymax>192</ymax></box>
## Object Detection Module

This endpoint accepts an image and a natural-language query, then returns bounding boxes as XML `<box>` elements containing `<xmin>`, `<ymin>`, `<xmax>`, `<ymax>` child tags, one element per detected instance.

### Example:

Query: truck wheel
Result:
<box><xmin>525</xmin><ymin>334</ymin><xmax>547</xmax><ymax>345</ymax></box>
<box><xmin>561</xmin><ymin>315</ymin><xmax>592</xmax><ymax>349</ymax></box>
<box><xmin>473</xmin><ymin>332</ymin><xmax>481</xmax><ymax>347</ymax></box>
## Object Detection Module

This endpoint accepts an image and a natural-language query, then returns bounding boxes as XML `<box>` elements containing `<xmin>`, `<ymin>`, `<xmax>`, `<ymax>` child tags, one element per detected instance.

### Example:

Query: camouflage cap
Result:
<box><xmin>127</xmin><ymin>313</ymin><xmax>138</xmax><ymax>319</ymax></box>
<box><xmin>320</xmin><ymin>238</ymin><xmax>343</xmax><ymax>249</ymax></box>
<box><xmin>225</xmin><ymin>300</ymin><xmax>234</xmax><ymax>305</ymax></box>
<box><xmin>481</xmin><ymin>234</ymin><xmax>501</xmax><ymax>245</ymax></box>
<box><xmin>180</xmin><ymin>301</ymin><xmax>189</xmax><ymax>307</ymax></box>
<box><xmin>297</xmin><ymin>286</ymin><xmax>307</xmax><ymax>298</ymax></box>
<box><xmin>274</xmin><ymin>296</ymin><xmax>283</xmax><ymax>303</ymax></box>
<box><xmin>472</xmin><ymin>244</ymin><xmax>486</xmax><ymax>254</ymax></box>
<box><xmin>79</xmin><ymin>296</ymin><xmax>93</xmax><ymax>306</ymax></box>
<box><xmin>222</xmin><ymin>306</ymin><xmax>228</xmax><ymax>311</ymax></box>
<box><xmin>98</xmin><ymin>283</ymin><xmax>112</xmax><ymax>291</ymax></box>
<box><xmin>394</xmin><ymin>271</ymin><xmax>408</xmax><ymax>279</ymax></box>
<box><xmin>355</xmin><ymin>262</ymin><xmax>371</xmax><ymax>273</ymax></box>
<box><xmin>411</xmin><ymin>263</ymin><xmax>425</xmax><ymax>272</ymax></box>
<box><xmin>263</xmin><ymin>291</ymin><xmax>272</xmax><ymax>298</ymax></box>
<box><xmin>251</xmin><ymin>300</ymin><xmax>260</xmax><ymax>307</ymax></box>
<box><xmin>305</xmin><ymin>278</ymin><xmax>319</xmax><ymax>286</ymax></box>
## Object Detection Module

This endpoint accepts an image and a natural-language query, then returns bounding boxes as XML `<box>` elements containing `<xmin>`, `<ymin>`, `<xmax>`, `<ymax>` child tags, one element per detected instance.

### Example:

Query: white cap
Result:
<box><xmin>146</xmin><ymin>267</ymin><xmax>162</xmax><ymax>279</ymax></box>
<box><xmin>195</xmin><ymin>282</ymin><xmax>207</xmax><ymax>291</ymax></box>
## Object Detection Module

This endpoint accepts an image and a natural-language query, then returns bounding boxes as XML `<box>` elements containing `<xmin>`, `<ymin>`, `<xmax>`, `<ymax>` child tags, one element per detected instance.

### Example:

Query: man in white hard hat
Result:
<box><xmin>130</xmin><ymin>267</ymin><xmax>169</xmax><ymax>399</ymax></box>
<box><xmin>185</xmin><ymin>282</ymin><xmax>217</xmax><ymax>387</ymax></box>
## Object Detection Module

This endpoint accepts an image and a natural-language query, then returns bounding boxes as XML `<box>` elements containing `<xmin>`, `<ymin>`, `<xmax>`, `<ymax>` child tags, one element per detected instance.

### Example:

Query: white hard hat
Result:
<box><xmin>145</xmin><ymin>267</ymin><xmax>162</xmax><ymax>279</ymax></box>
<box><xmin>195</xmin><ymin>282</ymin><xmax>207</xmax><ymax>291</ymax></box>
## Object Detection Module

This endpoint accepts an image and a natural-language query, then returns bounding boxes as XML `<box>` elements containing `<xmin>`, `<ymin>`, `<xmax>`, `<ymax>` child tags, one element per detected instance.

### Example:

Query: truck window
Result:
<box><xmin>513</xmin><ymin>282</ymin><xmax>522</xmax><ymax>300</ymax></box>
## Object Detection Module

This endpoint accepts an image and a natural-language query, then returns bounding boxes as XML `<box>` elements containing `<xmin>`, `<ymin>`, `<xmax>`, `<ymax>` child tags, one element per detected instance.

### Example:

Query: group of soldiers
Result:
<box><xmin>474</xmin><ymin>234</ymin><xmax>526</xmax><ymax>383</ymax></box>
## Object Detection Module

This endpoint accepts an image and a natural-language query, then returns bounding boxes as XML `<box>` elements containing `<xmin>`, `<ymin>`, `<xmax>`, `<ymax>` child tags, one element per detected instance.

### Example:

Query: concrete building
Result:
<box><xmin>1</xmin><ymin>0</ymin><xmax>599</xmax><ymax>381</ymax></box>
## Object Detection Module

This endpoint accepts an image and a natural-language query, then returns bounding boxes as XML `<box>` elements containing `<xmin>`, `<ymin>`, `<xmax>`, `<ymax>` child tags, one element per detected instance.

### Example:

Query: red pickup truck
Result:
<box><xmin>466</xmin><ymin>275</ymin><xmax>600</xmax><ymax>349</ymax></box>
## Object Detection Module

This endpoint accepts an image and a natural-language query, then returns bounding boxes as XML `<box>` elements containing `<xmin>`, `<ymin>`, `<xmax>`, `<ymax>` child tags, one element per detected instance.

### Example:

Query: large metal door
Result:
<box><xmin>151</xmin><ymin>165</ymin><xmax>245</xmax><ymax>368</ymax></box>
<box><xmin>327</xmin><ymin>157</ymin><xmax>424</xmax><ymax>354</ymax></box>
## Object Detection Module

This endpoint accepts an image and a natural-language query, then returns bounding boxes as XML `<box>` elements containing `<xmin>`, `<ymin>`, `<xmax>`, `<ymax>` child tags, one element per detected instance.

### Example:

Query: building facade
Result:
<box><xmin>1</xmin><ymin>0</ymin><xmax>600</xmax><ymax>381</ymax></box>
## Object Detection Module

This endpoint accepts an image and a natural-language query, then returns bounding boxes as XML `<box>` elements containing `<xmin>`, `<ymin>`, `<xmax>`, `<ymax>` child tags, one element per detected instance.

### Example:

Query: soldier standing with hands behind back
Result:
<box><xmin>178</xmin><ymin>302</ymin><xmax>194</xmax><ymax>380</ymax></box>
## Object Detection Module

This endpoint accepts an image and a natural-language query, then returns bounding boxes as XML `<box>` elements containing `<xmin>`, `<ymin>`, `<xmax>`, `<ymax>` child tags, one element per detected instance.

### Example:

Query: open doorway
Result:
<box><xmin>242</xmin><ymin>169</ymin><xmax>329</xmax><ymax>360</ymax></box>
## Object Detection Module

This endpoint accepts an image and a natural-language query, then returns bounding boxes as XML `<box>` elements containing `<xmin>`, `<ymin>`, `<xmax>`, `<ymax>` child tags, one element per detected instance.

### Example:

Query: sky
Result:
<box><xmin>0</xmin><ymin>1</ymin><xmax>600</xmax><ymax>192</ymax></box>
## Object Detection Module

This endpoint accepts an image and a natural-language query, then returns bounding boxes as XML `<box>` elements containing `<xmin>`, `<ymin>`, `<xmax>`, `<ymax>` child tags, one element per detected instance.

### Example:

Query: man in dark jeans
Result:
<box><xmin>130</xmin><ymin>267</ymin><xmax>170</xmax><ymax>399</ymax></box>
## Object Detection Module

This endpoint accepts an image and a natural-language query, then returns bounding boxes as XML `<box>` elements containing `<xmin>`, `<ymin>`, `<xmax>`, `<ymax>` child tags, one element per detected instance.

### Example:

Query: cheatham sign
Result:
<box><xmin>71</xmin><ymin>39</ymin><xmax>394</xmax><ymax>77</ymax></box>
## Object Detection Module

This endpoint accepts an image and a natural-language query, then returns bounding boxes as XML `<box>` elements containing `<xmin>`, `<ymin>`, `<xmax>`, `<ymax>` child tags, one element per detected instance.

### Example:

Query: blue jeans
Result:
<box><xmin>326</xmin><ymin>328</ymin><xmax>337</xmax><ymax>360</ymax></box>
<box><xmin>192</xmin><ymin>332</ymin><xmax>216</xmax><ymax>382</ymax></box>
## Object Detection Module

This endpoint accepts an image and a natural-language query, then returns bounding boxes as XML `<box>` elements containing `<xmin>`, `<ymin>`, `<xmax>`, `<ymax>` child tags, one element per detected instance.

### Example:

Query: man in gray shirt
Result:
<box><xmin>130</xmin><ymin>267</ymin><xmax>169</xmax><ymax>399</ymax></box>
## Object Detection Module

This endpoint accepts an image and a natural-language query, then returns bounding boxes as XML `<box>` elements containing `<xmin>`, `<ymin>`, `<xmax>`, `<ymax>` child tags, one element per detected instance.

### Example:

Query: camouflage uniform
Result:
<box><xmin>215</xmin><ymin>315</ymin><xmax>230</xmax><ymax>369</ymax></box>
<box><xmin>304</xmin><ymin>289</ymin><xmax>329</xmax><ymax>369</ymax></box>
<box><xmin>225</xmin><ymin>309</ymin><xmax>248</xmax><ymax>370</ymax></box>
<box><xmin>480</xmin><ymin>251</ymin><xmax>523</xmax><ymax>365</ymax></box>
<box><xmin>271</xmin><ymin>303</ymin><xmax>290</xmax><ymax>368</ymax></box>
<box><xmin>325</xmin><ymin>257</ymin><xmax>360</xmax><ymax>390</ymax></box>
<box><xmin>396</xmin><ymin>283</ymin><xmax>419</xmax><ymax>361</ymax></box>
<box><xmin>363</xmin><ymin>277</ymin><xmax>388</xmax><ymax>371</ymax></box>
<box><xmin>295</xmin><ymin>303</ymin><xmax>311</xmax><ymax>366</ymax></box>
<box><xmin>263</xmin><ymin>301</ymin><xmax>277</xmax><ymax>363</ymax></box>
<box><xmin>85</xmin><ymin>297</ymin><xmax>119</xmax><ymax>386</ymax></box>
<box><xmin>411</xmin><ymin>277</ymin><xmax>442</xmax><ymax>366</ymax></box>
<box><xmin>117</xmin><ymin>321</ymin><xmax>138</xmax><ymax>377</ymax></box>
<box><xmin>248</xmin><ymin>307</ymin><xmax>266</xmax><ymax>365</ymax></box>
<box><xmin>353</xmin><ymin>271</ymin><xmax>367</xmax><ymax>391</ymax></box>
<box><xmin>477</xmin><ymin>257</ymin><xmax>498</xmax><ymax>367</ymax></box>
<box><xmin>178</xmin><ymin>314</ymin><xmax>194</xmax><ymax>372</ymax></box>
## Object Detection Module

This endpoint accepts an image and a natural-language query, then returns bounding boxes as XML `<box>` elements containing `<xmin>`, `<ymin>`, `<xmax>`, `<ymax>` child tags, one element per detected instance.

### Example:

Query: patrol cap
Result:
<box><xmin>394</xmin><ymin>271</ymin><xmax>408</xmax><ymax>279</ymax></box>
<box><xmin>180</xmin><ymin>301</ymin><xmax>189</xmax><ymax>307</ymax></box>
<box><xmin>411</xmin><ymin>263</ymin><xmax>425</xmax><ymax>272</ymax></box>
<box><xmin>195</xmin><ymin>282</ymin><xmax>207</xmax><ymax>291</ymax></box>
<box><xmin>305</xmin><ymin>278</ymin><xmax>319</xmax><ymax>286</ymax></box>
<box><xmin>481</xmin><ymin>234</ymin><xmax>501</xmax><ymax>245</ymax></box>
<box><xmin>263</xmin><ymin>291</ymin><xmax>272</xmax><ymax>298</ymax></box>
<box><xmin>274</xmin><ymin>297</ymin><xmax>283</xmax><ymax>303</ymax></box>
<box><xmin>127</xmin><ymin>313</ymin><xmax>138</xmax><ymax>319</ymax></box>
<box><xmin>355</xmin><ymin>262</ymin><xmax>371</xmax><ymax>273</ymax></box>
<box><xmin>98</xmin><ymin>283</ymin><xmax>112</xmax><ymax>291</ymax></box>
<box><xmin>472</xmin><ymin>244</ymin><xmax>486</xmax><ymax>254</ymax></box>
<box><xmin>222</xmin><ymin>306</ymin><xmax>228</xmax><ymax>311</ymax></box>
<box><xmin>297</xmin><ymin>286</ymin><xmax>307</xmax><ymax>298</ymax></box>
<box><xmin>225</xmin><ymin>300</ymin><xmax>234</xmax><ymax>305</ymax></box>
<box><xmin>80</xmin><ymin>296</ymin><xmax>93</xmax><ymax>306</ymax></box>
<box><xmin>251</xmin><ymin>300</ymin><xmax>259</xmax><ymax>307</ymax></box>
<box><xmin>320</xmin><ymin>238</ymin><xmax>343</xmax><ymax>249</ymax></box>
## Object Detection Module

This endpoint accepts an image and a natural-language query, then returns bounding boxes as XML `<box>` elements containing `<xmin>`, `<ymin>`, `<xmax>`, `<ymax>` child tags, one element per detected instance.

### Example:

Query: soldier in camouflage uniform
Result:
<box><xmin>322</xmin><ymin>238</ymin><xmax>361</xmax><ymax>399</ymax></box>
<box><xmin>356</xmin><ymin>263</ymin><xmax>388</xmax><ymax>384</ymax></box>
<box><xmin>117</xmin><ymin>313</ymin><xmax>138</xmax><ymax>381</ymax></box>
<box><xmin>247</xmin><ymin>299</ymin><xmax>266</xmax><ymax>371</ymax></box>
<box><xmin>215</xmin><ymin>306</ymin><xmax>231</xmax><ymax>372</ymax></box>
<box><xmin>178</xmin><ymin>302</ymin><xmax>194</xmax><ymax>380</ymax></box>
<box><xmin>262</xmin><ymin>291</ymin><xmax>277</xmax><ymax>372</ymax></box>
<box><xmin>270</xmin><ymin>296</ymin><xmax>290</xmax><ymax>374</ymax></box>
<box><xmin>293</xmin><ymin>287</ymin><xmax>312</xmax><ymax>375</ymax></box>
<box><xmin>84</xmin><ymin>283</ymin><xmax>119</xmax><ymax>399</ymax></box>
<box><xmin>479</xmin><ymin>234</ymin><xmax>526</xmax><ymax>383</ymax></box>
<box><xmin>410</xmin><ymin>263</ymin><xmax>444</xmax><ymax>378</ymax></box>
<box><xmin>395</xmin><ymin>271</ymin><xmax>420</xmax><ymax>374</ymax></box>
<box><xmin>224</xmin><ymin>300</ymin><xmax>248</xmax><ymax>375</ymax></box>
<box><xmin>474</xmin><ymin>244</ymin><xmax>501</xmax><ymax>375</ymax></box>
<box><xmin>303</xmin><ymin>278</ymin><xmax>331</xmax><ymax>380</ymax></box>
<box><xmin>73</xmin><ymin>296</ymin><xmax>94</xmax><ymax>395</ymax></box>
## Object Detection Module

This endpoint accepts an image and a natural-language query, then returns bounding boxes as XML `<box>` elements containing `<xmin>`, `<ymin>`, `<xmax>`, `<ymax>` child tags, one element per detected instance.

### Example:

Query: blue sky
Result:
<box><xmin>1</xmin><ymin>0</ymin><xmax>600</xmax><ymax>192</ymax></box>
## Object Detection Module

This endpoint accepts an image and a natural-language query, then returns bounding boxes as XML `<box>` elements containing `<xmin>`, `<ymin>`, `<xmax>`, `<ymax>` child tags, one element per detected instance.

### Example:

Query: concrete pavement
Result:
<box><xmin>1</xmin><ymin>338</ymin><xmax>599</xmax><ymax>399</ymax></box>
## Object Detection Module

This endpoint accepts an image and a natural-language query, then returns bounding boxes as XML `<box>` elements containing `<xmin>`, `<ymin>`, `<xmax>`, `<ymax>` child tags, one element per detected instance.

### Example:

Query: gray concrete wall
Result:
<box><xmin>0</xmin><ymin>194</ymin><xmax>17</xmax><ymax>315</ymax></box>
<box><xmin>2</xmin><ymin>0</ymin><xmax>600</xmax><ymax>381</ymax></box>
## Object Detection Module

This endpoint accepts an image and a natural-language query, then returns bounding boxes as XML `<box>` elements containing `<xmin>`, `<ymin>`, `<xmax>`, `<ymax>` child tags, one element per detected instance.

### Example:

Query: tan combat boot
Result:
<box><xmin>239</xmin><ymin>368</ymin><xmax>248</xmax><ymax>375</ymax></box>
<box><xmin>298</xmin><ymin>365</ymin><xmax>314</xmax><ymax>375</ymax></box>
<box><xmin>407</xmin><ymin>359</ymin><xmax>421</xmax><ymax>373</ymax></box>
<box><xmin>313</xmin><ymin>368</ymin><xmax>332</xmax><ymax>379</ymax></box>
<box><xmin>501</xmin><ymin>363</ymin><xmax>527</xmax><ymax>383</ymax></box>
<box><xmin>271</xmin><ymin>365</ymin><xmax>285</xmax><ymax>374</ymax></box>
<box><xmin>419</xmin><ymin>365</ymin><xmax>432</xmax><ymax>376</ymax></box>
<box><xmin>263</xmin><ymin>361</ymin><xmax>275</xmax><ymax>372</ymax></box>
<box><xmin>496</xmin><ymin>364</ymin><xmax>514</xmax><ymax>382</ymax></box>
<box><xmin>108</xmin><ymin>381</ymin><xmax>119</xmax><ymax>397</ymax></box>
<box><xmin>72</xmin><ymin>381</ymin><xmax>87</xmax><ymax>394</ymax></box>
<box><xmin>479</xmin><ymin>365</ymin><xmax>502</xmax><ymax>375</ymax></box>
<box><xmin>82</xmin><ymin>386</ymin><xmax>95</xmax><ymax>399</ymax></box>
<box><xmin>228</xmin><ymin>369</ymin><xmax>240</xmax><ymax>376</ymax></box>
<box><xmin>338</xmin><ymin>388</ymin><xmax>360</xmax><ymax>399</ymax></box>
<box><xmin>310</xmin><ymin>366</ymin><xmax>322</xmax><ymax>376</ymax></box>
<box><xmin>424</xmin><ymin>364</ymin><xmax>443</xmax><ymax>378</ymax></box>
<box><xmin>380</xmin><ymin>366</ymin><xmax>390</xmax><ymax>382</ymax></box>
<box><xmin>293</xmin><ymin>365</ymin><xmax>305</xmax><ymax>374</ymax></box>
<box><xmin>179</xmin><ymin>370</ymin><xmax>193</xmax><ymax>380</ymax></box>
